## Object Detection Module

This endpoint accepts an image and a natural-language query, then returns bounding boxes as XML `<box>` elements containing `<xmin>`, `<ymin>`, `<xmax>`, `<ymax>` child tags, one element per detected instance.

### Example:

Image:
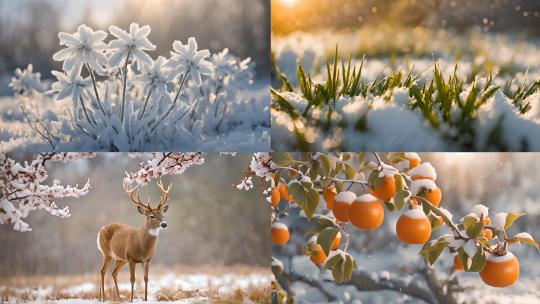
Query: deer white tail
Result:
<box><xmin>96</xmin><ymin>231</ymin><xmax>103</xmax><ymax>254</ymax></box>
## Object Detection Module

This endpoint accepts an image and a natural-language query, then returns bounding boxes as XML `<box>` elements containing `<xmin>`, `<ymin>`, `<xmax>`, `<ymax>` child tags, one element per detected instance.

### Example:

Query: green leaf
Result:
<box><xmin>309</xmin><ymin>163</ymin><xmax>319</xmax><ymax>181</ymax></box>
<box><xmin>288</xmin><ymin>182</ymin><xmax>305</xmax><ymax>208</ymax></box>
<box><xmin>343</xmin><ymin>254</ymin><xmax>355</xmax><ymax>281</ymax></box>
<box><xmin>357</xmin><ymin>152</ymin><xmax>366</xmax><ymax>165</ymax></box>
<box><xmin>304</xmin><ymin>188</ymin><xmax>320</xmax><ymax>220</ymax></box>
<box><xmin>394</xmin><ymin>174</ymin><xmax>405</xmax><ymax>191</ymax></box>
<box><xmin>332</xmin><ymin>259</ymin><xmax>344</xmax><ymax>283</ymax></box>
<box><xmin>324</xmin><ymin>254</ymin><xmax>342</xmax><ymax>270</ymax></box>
<box><xmin>316</xmin><ymin>215</ymin><xmax>340</xmax><ymax>228</ymax></box>
<box><xmin>319</xmin><ymin>154</ymin><xmax>332</xmax><ymax>174</ymax></box>
<box><xmin>505</xmin><ymin>212</ymin><xmax>524</xmax><ymax>230</ymax></box>
<box><xmin>462</xmin><ymin>215</ymin><xmax>479</xmax><ymax>230</ymax></box>
<box><xmin>426</xmin><ymin>242</ymin><xmax>446</xmax><ymax>265</ymax></box>
<box><xmin>341</xmin><ymin>162</ymin><xmax>356</xmax><ymax>180</ymax></box>
<box><xmin>368</xmin><ymin>170</ymin><xmax>382</xmax><ymax>189</ymax></box>
<box><xmin>273</xmin><ymin>172</ymin><xmax>281</xmax><ymax>187</ymax></box>
<box><xmin>513</xmin><ymin>233</ymin><xmax>540</xmax><ymax>250</ymax></box>
<box><xmin>317</xmin><ymin>227</ymin><xmax>339</xmax><ymax>256</ymax></box>
<box><xmin>428</xmin><ymin>213</ymin><xmax>443</xmax><ymax>230</ymax></box>
<box><xmin>273</xmin><ymin>152</ymin><xmax>293</xmax><ymax>167</ymax></box>
<box><xmin>421</xmin><ymin>237</ymin><xmax>448</xmax><ymax>265</ymax></box>
<box><xmin>393</xmin><ymin>189</ymin><xmax>410</xmax><ymax>210</ymax></box>
<box><xmin>465</xmin><ymin>220</ymin><xmax>484</xmax><ymax>238</ymax></box>
<box><xmin>467</xmin><ymin>250</ymin><xmax>486</xmax><ymax>272</ymax></box>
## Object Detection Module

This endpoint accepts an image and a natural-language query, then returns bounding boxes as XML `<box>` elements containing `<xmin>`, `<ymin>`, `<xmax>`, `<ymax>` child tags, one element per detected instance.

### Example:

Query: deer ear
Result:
<box><xmin>137</xmin><ymin>206</ymin><xmax>147</xmax><ymax>215</ymax></box>
<box><xmin>161</xmin><ymin>205</ymin><xmax>169</xmax><ymax>213</ymax></box>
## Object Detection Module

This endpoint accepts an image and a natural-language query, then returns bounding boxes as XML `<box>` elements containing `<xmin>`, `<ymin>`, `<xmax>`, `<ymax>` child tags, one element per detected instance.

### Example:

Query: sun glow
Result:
<box><xmin>278</xmin><ymin>0</ymin><xmax>299</xmax><ymax>8</ymax></box>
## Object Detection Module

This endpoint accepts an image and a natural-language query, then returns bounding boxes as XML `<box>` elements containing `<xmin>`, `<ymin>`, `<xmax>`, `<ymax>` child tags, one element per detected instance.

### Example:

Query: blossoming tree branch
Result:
<box><xmin>1</xmin><ymin>152</ymin><xmax>264</xmax><ymax>232</ymax></box>
<box><xmin>0</xmin><ymin>153</ymin><xmax>95</xmax><ymax>231</ymax></box>
<box><xmin>265</xmin><ymin>152</ymin><xmax>539</xmax><ymax>298</ymax></box>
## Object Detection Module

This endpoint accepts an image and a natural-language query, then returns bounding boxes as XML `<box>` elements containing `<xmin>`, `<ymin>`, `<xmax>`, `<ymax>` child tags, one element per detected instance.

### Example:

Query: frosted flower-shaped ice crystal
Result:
<box><xmin>212</xmin><ymin>48</ymin><xmax>237</xmax><ymax>81</ymax></box>
<box><xmin>52</xmin><ymin>24</ymin><xmax>108</xmax><ymax>75</ymax></box>
<box><xmin>133</xmin><ymin>56</ymin><xmax>172</xmax><ymax>97</ymax></box>
<box><xmin>166</xmin><ymin>37</ymin><xmax>213</xmax><ymax>85</ymax></box>
<box><xmin>108</xmin><ymin>23</ymin><xmax>156</xmax><ymax>68</ymax></box>
<box><xmin>50</xmin><ymin>71</ymin><xmax>92</xmax><ymax>103</ymax></box>
<box><xmin>9</xmin><ymin>64</ymin><xmax>43</xmax><ymax>95</ymax></box>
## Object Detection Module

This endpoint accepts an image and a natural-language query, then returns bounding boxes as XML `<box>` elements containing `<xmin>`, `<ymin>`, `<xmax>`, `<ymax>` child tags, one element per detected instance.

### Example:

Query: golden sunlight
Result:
<box><xmin>278</xmin><ymin>0</ymin><xmax>299</xmax><ymax>8</ymax></box>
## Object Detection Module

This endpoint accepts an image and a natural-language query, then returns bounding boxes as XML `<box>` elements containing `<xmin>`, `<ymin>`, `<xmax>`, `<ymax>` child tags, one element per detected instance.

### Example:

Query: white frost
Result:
<box><xmin>486</xmin><ymin>251</ymin><xmax>515</xmax><ymax>263</ymax></box>
<box><xmin>402</xmin><ymin>206</ymin><xmax>427</xmax><ymax>220</ymax></box>
<box><xmin>272</xmin><ymin>222</ymin><xmax>288</xmax><ymax>230</ymax></box>
<box><xmin>410</xmin><ymin>179</ymin><xmax>437</xmax><ymax>195</ymax></box>
<box><xmin>470</xmin><ymin>204</ymin><xmax>489</xmax><ymax>218</ymax></box>
<box><xmin>355</xmin><ymin>194</ymin><xmax>378</xmax><ymax>203</ymax></box>
<box><xmin>334</xmin><ymin>191</ymin><xmax>356</xmax><ymax>204</ymax></box>
<box><xmin>492</xmin><ymin>212</ymin><xmax>508</xmax><ymax>229</ymax></box>
<box><xmin>409</xmin><ymin>162</ymin><xmax>437</xmax><ymax>180</ymax></box>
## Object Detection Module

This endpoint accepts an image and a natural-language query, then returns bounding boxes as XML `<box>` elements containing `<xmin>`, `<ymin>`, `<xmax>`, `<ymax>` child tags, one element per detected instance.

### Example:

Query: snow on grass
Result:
<box><xmin>272</xmin><ymin>29</ymin><xmax>540</xmax><ymax>152</ymax></box>
<box><xmin>0</xmin><ymin>267</ymin><xmax>271</xmax><ymax>303</ymax></box>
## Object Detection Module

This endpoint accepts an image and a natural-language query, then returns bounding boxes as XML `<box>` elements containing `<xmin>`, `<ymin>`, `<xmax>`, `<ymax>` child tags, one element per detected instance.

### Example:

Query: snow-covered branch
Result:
<box><xmin>123</xmin><ymin>152</ymin><xmax>205</xmax><ymax>186</ymax></box>
<box><xmin>0</xmin><ymin>153</ymin><xmax>95</xmax><ymax>231</ymax></box>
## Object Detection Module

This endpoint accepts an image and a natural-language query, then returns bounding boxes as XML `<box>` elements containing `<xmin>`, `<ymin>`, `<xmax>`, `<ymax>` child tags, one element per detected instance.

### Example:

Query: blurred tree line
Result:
<box><xmin>0</xmin><ymin>153</ymin><xmax>270</xmax><ymax>276</ymax></box>
<box><xmin>272</xmin><ymin>0</ymin><xmax>540</xmax><ymax>35</ymax></box>
<box><xmin>0</xmin><ymin>0</ymin><xmax>269</xmax><ymax>94</ymax></box>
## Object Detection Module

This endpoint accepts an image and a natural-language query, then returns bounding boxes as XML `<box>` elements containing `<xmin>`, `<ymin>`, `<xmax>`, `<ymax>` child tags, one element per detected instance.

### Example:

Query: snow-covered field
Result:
<box><xmin>271</xmin><ymin>28</ymin><xmax>540</xmax><ymax>151</ymax></box>
<box><xmin>0</xmin><ymin>266</ymin><xmax>271</xmax><ymax>303</ymax></box>
<box><xmin>0</xmin><ymin>80</ymin><xmax>270</xmax><ymax>152</ymax></box>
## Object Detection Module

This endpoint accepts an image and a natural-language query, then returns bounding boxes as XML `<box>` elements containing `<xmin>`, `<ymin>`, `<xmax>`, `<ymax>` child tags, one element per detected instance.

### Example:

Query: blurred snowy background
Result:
<box><xmin>0</xmin><ymin>0</ymin><xmax>269</xmax><ymax>95</ymax></box>
<box><xmin>272</xmin><ymin>0</ymin><xmax>540</xmax><ymax>35</ymax></box>
<box><xmin>275</xmin><ymin>153</ymin><xmax>540</xmax><ymax>303</ymax></box>
<box><xmin>0</xmin><ymin>153</ymin><xmax>271</xmax><ymax>303</ymax></box>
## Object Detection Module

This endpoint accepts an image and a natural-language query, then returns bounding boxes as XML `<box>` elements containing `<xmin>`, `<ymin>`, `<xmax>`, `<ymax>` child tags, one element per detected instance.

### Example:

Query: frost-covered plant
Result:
<box><xmin>0</xmin><ymin>152</ymin><xmax>95</xmax><ymax>231</ymax></box>
<box><xmin>8</xmin><ymin>23</ymin><xmax>266</xmax><ymax>151</ymax></box>
<box><xmin>267</xmin><ymin>152</ymin><xmax>540</xmax><ymax>302</ymax></box>
<box><xmin>271</xmin><ymin>46</ymin><xmax>540</xmax><ymax>152</ymax></box>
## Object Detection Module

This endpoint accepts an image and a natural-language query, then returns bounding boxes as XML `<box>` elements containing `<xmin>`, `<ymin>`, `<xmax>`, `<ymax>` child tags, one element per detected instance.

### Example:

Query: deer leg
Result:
<box><xmin>111</xmin><ymin>260</ymin><xmax>126</xmax><ymax>298</ymax></box>
<box><xmin>99</xmin><ymin>255</ymin><xmax>112</xmax><ymax>301</ymax></box>
<box><xmin>143</xmin><ymin>261</ymin><xmax>151</xmax><ymax>301</ymax></box>
<box><xmin>129</xmin><ymin>260</ymin><xmax>136</xmax><ymax>302</ymax></box>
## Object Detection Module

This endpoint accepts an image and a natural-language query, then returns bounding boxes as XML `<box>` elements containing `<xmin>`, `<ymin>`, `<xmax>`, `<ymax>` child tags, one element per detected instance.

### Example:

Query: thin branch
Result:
<box><xmin>120</xmin><ymin>52</ymin><xmax>131</xmax><ymax>122</ymax></box>
<box><xmin>279</xmin><ymin>268</ymin><xmax>436</xmax><ymax>304</ymax></box>
<box><xmin>328</xmin><ymin>177</ymin><xmax>368</xmax><ymax>186</ymax></box>
<box><xmin>276</xmin><ymin>270</ymin><xmax>338</xmax><ymax>302</ymax></box>
<box><xmin>75</xmin><ymin>123</ymin><xmax>97</xmax><ymax>140</ymax></box>
<box><xmin>85</xmin><ymin>63</ymin><xmax>106</xmax><ymax>116</ymax></box>
<box><xmin>419</xmin><ymin>267</ymin><xmax>458</xmax><ymax>304</ymax></box>
<box><xmin>373</xmin><ymin>152</ymin><xmax>382</xmax><ymax>166</ymax></box>
<box><xmin>79</xmin><ymin>96</ymin><xmax>95</xmax><ymax>127</ymax></box>
<box><xmin>149</xmin><ymin>68</ymin><xmax>190</xmax><ymax>132</ymax></box>
<box><xmin>139</xmin><ymin>86</ymin><xmax>154</xmax><ymax>119</ymax></box>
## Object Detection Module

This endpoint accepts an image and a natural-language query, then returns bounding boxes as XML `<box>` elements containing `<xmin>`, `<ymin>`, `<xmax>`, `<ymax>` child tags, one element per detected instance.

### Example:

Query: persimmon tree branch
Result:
<box><xmin>278</xmin><ymin>267</ymin><xmax>437</xmax><ymax>304</ymax></box>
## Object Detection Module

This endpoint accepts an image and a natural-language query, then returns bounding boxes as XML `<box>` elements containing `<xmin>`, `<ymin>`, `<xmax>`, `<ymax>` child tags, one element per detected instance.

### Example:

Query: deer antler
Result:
<box><xmin>156</xmin><ymin>179</ymin><xmax>172</xmax><ymax>209</ymax></box>
<box><xmin>123</xmin><ymin>182</ymin><xmax>151</xmax><ymax>210</ymax></box>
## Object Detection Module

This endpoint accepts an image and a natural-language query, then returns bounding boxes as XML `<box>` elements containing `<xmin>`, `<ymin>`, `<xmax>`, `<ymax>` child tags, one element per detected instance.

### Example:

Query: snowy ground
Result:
<box><xmin>0</xmin><ymin>266</ymin><xmax>271</xmax><ymax>303</ymax></box>
<box><xmin>0</xmin><ymin>79</ymin><xmax>270</xmax><ymax>152</ymax></box>
<box><xmin>271</xmin><ymin>29</ymin><xmax>540</xmax><ymax>151</ymax></box>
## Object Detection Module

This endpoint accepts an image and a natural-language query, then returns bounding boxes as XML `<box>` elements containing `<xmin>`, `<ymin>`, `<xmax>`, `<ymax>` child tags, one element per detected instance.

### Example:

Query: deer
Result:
<box><xmin>96</xmin><ymin>179</ymin><xmax>172</xmax><ymax>302</ymax></box>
